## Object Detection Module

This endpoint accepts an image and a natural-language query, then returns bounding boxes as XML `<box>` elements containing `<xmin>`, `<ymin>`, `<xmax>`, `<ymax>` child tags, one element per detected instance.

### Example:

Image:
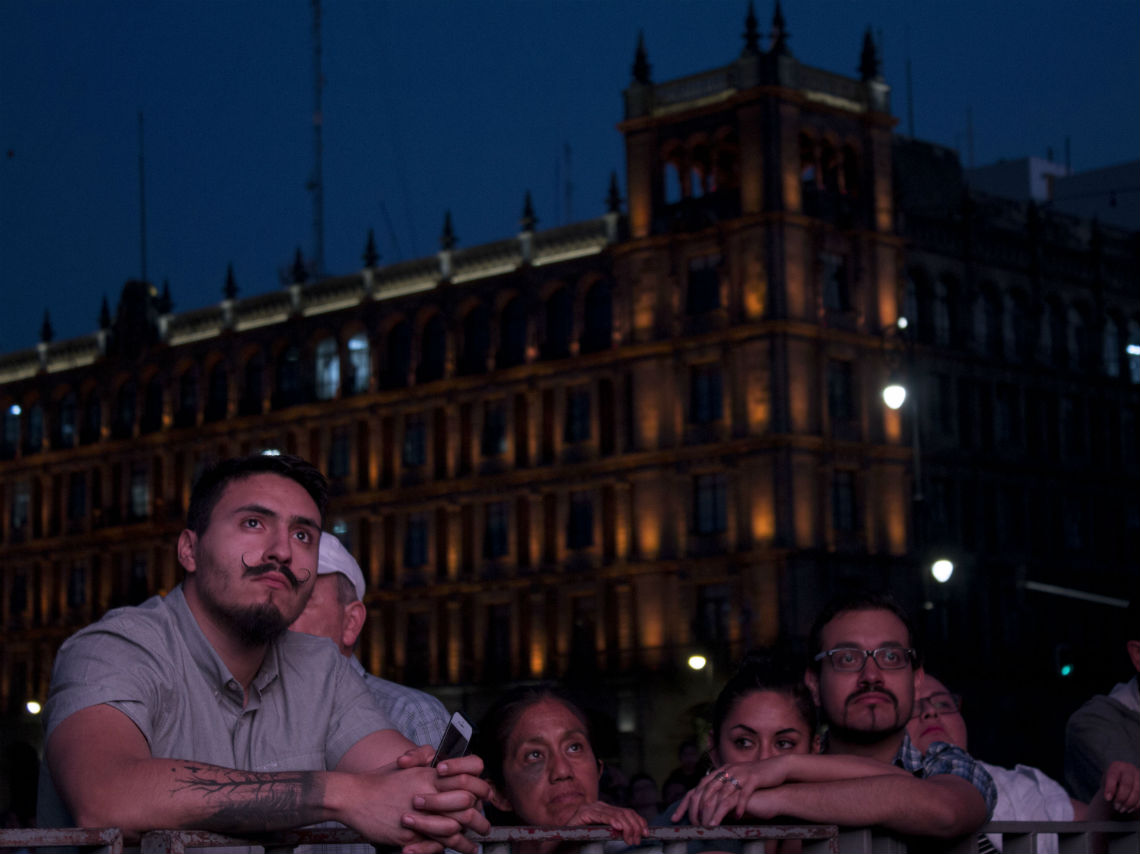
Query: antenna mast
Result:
<box><xmin>309</xmin><ymin>0</ymin><xmax>325</xmax><ymax>278</ymax></box>
<box><xmin>138</xmin><ymin>110</ymin><xmax>148</xmax><ymax>282</ymax></box>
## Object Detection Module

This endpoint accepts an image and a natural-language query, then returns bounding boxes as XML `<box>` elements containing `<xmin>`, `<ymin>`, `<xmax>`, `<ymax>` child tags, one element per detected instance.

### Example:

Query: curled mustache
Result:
<box><xmin>240</xmin><ymin>554</ymin><xmax>312</xmax><ymax>591</ymax></box>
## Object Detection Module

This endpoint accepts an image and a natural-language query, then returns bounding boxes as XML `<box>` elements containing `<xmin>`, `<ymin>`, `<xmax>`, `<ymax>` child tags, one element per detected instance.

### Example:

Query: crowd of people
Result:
<box><xmin>13</xmin><ymin>453</ymin><xmax>1140</xmax><ymax>852</ymax></box>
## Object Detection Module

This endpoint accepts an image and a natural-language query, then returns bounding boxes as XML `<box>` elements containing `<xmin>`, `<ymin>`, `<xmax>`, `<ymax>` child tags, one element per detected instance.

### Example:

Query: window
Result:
<box><xmin>686</xmin><ymin>254</ymin><xmax>721</xmax><ymax>315</ymax></box>
<box><xmin>205</xmin><ymin>363</ymin><xmax>228</xmax><ymax>422</ymax></box>
<box><xmin>564</xmin><ymin>387</ymin><xmax>591</xmax><ymax>444</ymax></box>
<box><xmin>405</xmin><ymin>611</ymin><xmax>432</xmax><ymax>684</ymax></box>
<box><xmin>67</xmin><ymin>471</ymin><xmax>87</xmax><ymax>521</ymax></box>
<box><xmin>67</xmin><ymin>564</ymin><xmax>87</xmax><ymax>609</ymax></box>
<box><xmin>542</xmin><ymin>288</ymin><xmax>572</xmax><ymax>360</ymax></box>
<box><xmin>1</xmin><ymin>406</ymin><xmax>18</xmax><ymax>459</ymax></box>
<box><xmin>176</xmin><ymin>371</ymin><xmax>198</xmax><ymax>427</ymax></box>
<box><xmin>128</xmin><ymin>554</ymin><xmax>149</xmax><ymax>604</ymax></box>
<box><xmin>81</xmin><ymin>394</ymin><xmax>101</xmax><ymax>444</ymax></box>
<box><xmin>346</xmin><ymin>333</ymin><xmax>370</xmax><ymax>394</ymax></box>
<box><xmin>1127</xmin><ymin>321</ymin><xmax>1140</xmax><ymax>384</ymax></box>
<box><xmin>404</xmin><ymin>513</ymin><xmax>428</xmax><ymax>569</ymax></box>
<box><xmin>483</xmin><ymin>603</ymin><xmax>511</xmax><ymax>678</ymax></box>
<box><xmin>933</xmin><ymin>280</ymin><xmax>951</xmax><ymax>346</ymax></box>
<box><xmin>581</xmin><ymin>280</ymin><xmax>613</xmax><ymax>354</ymax></box>
<box><xmin>418</xmin><ymin>315</ymin><xmax>447</xmax><ymax>383</ymax></box>
<box><xmin>689</xmin><ymin>364</ymin><xmax>723</xmax><ymax>424</ymax></box>
<box><xmin>129</xmin><ymin>463</ymin><xmax>149</xmax><ymax>521</ymax></box>
<box><xmin>694</xmin><ymin>584</ymin><xmax>731</xmax><ymax>645</ymax></box>
<box><xmin>315</xmin><ymin>337</ymin><xmax>339</xmax><ymax>400</ymax></box>
<box><xmin>832</xmin><ymin>470</ymin><xmax>857</xmax><ymax>533</ymax></box>
<box><xmin>460</xmin><ymin>305</ymin><xmax>489</xmax><ymax>376</ymax></box>
<box><xmin>403</xmin><ymin>415</ymin><xmax>426</xmax><ymax>467</ymax></box>
<box><xmin>1103</xmin><ymin>318</ymin><xmax>1121</xmax><ymax>377</ymax></box>
<box><xmin>241</xmin><ymin>355</ymin><xmax>264</xmax><ymax>415</ymax></box>
<box><xmin>113</xmin><ymin>381</ymin><xmax>136</xmax><ymax>439</ymax></box>
<box><xmin>141</xmin><ymin>377</ymin><xmax>163</xmax><ymax>434</ymax></box>
<box><xmin>483</xmin><ymin>501</ymin><xmax>508</xmax><ymax>559</ymax></box>
<box><xmin>329</xmin><ymin>426</ymin><xmax>350</xmax><ymax>479</ymax></box>
<box><xmin>383</xmin><ymin>322</ymin><xmax>411</xmax><ymax>388</ymax></box>
<box><xmin>498</xmin><ymin>297</ymin><xmax>527</xmax><ymax>369</ymax></box>
<box><xmin>57</xmin><ymin>393</ymin><xmax>77</xmax><ymax>448</ymax></box>
<box><xmin>567</xmin><ymin>491</ymin><xmax>594</xmax><ymax>550</ymax></box>
<box><xmin>568</xmin><ymin>596</ymin><xmax>597</xmax><ymax>674</ymax></box>
<box><xmin>275</xmin><ymin>346</ymin><xmax>303</xmax><ymax>408</ymax></box>
<box><xmin>827</xmin><ymin>360</ymin><xmax>856</xmax><ymax>424</ymax></box>
<box><xmin>693</xmin><ymin>473</ymin><xmax>727</xmax><ymax>534</ymax></box>
<box><xmin>481</xmin><ymin>401</ymin><xmax>507</xmax><ymax>457</ymax></box>
<box><xmin>24</xmin><ymin>404</ymin><xmax>43</xmax><ymax>453</ymax></box>
<box><xmin>820</xmin><ymin>252</ymin><xmax>851</xmax><ymax>313</ymax></box>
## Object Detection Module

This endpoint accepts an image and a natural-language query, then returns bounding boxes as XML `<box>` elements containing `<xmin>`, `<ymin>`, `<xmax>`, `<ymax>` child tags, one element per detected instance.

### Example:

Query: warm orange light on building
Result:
<box><xmin>751</xmin><ymin>490</ymin><xmax>775</xmax><ymax>543</ymax></box>
<box><xmin>884</xmin><ymin>406</ymin><xmax>902</xmax><ymax>443</ymax></box>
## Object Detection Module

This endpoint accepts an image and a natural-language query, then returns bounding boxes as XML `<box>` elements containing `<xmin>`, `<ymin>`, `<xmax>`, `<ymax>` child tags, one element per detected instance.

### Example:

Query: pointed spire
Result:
<box><xmin>362</xmin><ymin>228</ymin><xmax>380</xmax><ymax>268</ymax></box>
<box><xmin>606</xmin><ymin>172</ymin><xmax>622</xmax><ymax>214</ymax></box>
<box><xmin>291</xmin><ymin>247</ymin><xmax>308</xmax><ymax>284</ymax></box>
<box><xmin>769</xmin><ymin>0</ymin><xmax>790</xmax><ymax>56</ymax></box>
<box><xmin>440</xmin><ymin>211</ymin><xmax>457</xmax><ymax>251</ymax></box>
<box><xmin>632</xmin><ymin>31</ymin><xmax>652</xmax><ymax>85</ymax></box>
<box><xmin>223</xmin><ymin>263</ymin><xmax>239</xmax><ymax>300</ymax></box>
<box><xmin>40</xmin><ymin>310</ymin><xmax>53</xmax><ymax>344</ymax></box>
<box><xmin>859</xmin><ymin>26</ymin><xmax>881</xmax><ymax>81</ymax></box>
<box><xmin>99</xmin><ymin>295</ymin><xmax>112</xmax><ymax>329</ymax></box>
<box><xmin>742</xmin><ymin>1</ymin><xmax>761</xmax><ymax>56</ymax></box>
<box><xmin>157</xmin><ymin>279</ymin><xmax>173</xmax><ymax>314</ymax></box>
<box><xmin>520</xmin><ymin>191</ymin><xmax>537</xmax><ymax>232</ymax></box>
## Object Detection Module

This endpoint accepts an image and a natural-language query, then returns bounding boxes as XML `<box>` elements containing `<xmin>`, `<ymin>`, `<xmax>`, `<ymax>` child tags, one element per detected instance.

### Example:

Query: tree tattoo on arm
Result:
<box><xmin>172</xmin><ymin>764</ymin><xmax>326</xmax><ymax>832</ymax></box>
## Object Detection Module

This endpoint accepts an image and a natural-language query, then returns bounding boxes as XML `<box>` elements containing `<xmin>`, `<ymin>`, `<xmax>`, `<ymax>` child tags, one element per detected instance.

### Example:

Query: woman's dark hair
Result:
<box><xmin>710</xmin><ymin>650</ymin><xmax>818</xmax><ymax>751</ymax></box>
<box><xmin>474</xmin><ymin>683</ymin><xmax>593</xmax><ymax>791</ymax></box>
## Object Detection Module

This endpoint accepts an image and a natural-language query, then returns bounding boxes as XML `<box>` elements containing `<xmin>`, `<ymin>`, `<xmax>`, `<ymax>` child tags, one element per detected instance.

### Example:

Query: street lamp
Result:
<box><xmin>687</xmin><ymin>654</ymin><xmax>708</xmax><ymax>671</ymax></box>
<box><xmin>882</xmin><ymin>382</ymin><xmax>907</xmax><ymax>410</ymax></box>
<box><xmin>931</xmin><ymin>559</ymin><xmax>954</xmax><ymax>583</ymax></box>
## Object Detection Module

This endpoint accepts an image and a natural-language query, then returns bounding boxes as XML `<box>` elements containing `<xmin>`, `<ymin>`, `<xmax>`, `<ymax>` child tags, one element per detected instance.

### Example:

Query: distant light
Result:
<box><xmin>882</xmin><ymin>383</ymin><xmax>907</xmax><ymax>410</ymax></box>
<box><xmin>687</xmin><ymin>654</ymin><xmax>708</xmax><ymax>671</ymax></box>
<box><xmin>931</xmin><ymin>559</ymin><xmax>954</xmax><ymax>583</ymax></box>
<box><xmin>1060</xmin><ymin>664</ymin><xmax>1073</xmax><ymax>677</ymax></box>
<box><xmin>8</xmin><ymin>404</ymin><xmax>21</xmax><ymax>416</ymax></box>
<box><xmin>260</xmin><ymin>448</ymin><xmax>282</xmax><ymax>456</ymax></box>
<box><xmin>25</xmin><ymin>700</ymin><xmax>41</xmax><ymax>715</ymax></box>
<box><xmin>923</xmin><ymin>600</ymin><xmax>935</xmax><ymax>611</ymax></box>
<box><xmin>897</xmin><ymin>317</ymin><xmax>909</xmax><ymax>330</ymax></box>
<box><xmin>1127</xmin><ymin>344</ymin><xmax>1140</xmax><ymax>356</ymax></box>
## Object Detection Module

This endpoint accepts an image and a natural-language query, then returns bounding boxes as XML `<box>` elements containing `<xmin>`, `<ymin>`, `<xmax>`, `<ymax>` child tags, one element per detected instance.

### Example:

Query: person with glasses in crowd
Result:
<box><xmin>908</xmin><ymin>674</ymin><xmax>1139</xmax><ymax>853</ymax></box>
<box><xmin>674</xmin><ymin>592</ymin><xmax>996</xmax><ymax>839</ymax></box>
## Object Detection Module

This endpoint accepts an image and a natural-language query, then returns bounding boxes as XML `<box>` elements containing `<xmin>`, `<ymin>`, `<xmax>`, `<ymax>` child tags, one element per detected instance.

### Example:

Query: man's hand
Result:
<box><xmin>1102</xmin><ymin>761</ymin><xmax>1140</xmax><ymax>815</ymax></box>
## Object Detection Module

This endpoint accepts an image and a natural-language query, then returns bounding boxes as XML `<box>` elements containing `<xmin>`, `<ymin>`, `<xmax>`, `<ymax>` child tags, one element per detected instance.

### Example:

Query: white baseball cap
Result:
<box><xmin>317</xmin><ymin>532</ymin><xmax>366</xmax><ymax>601</ymax></box>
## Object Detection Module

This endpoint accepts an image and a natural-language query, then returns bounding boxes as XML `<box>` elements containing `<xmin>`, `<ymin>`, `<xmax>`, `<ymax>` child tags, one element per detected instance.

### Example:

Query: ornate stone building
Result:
<box><xmin>1</xmin><ymin>6</ymin><xmax>1136</xmax><ymax>775</ymax></box>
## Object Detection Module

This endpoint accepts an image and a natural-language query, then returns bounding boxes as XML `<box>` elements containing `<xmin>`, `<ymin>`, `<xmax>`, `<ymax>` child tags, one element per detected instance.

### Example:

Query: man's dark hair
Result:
<box><xmin>186</xmin><ymin>454</ymin><xmax>328</xmax><ymax>535</ymax></box>
<box><xmin>808</xmin><ymin>590</ymin><xmax>920</xmax><ymax>671</ymax></box>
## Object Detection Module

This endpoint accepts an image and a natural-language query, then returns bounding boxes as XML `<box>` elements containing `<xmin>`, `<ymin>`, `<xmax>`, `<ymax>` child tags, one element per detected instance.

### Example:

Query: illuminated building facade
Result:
<box><xmin>1</xmin><ymin>7</ymin><xmax>1136</xmax><ymax>775</ymax></box>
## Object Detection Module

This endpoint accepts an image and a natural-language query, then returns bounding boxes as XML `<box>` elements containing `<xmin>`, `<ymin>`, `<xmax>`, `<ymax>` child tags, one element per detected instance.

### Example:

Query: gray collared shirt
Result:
<box><xmin>38</xmin><ymin>585</ymin><xmax>394</xmax><ymax>827</ymax></box>
<box><xmin>349</xmin><ymin>656</ymin><xmax>450</xmax><ymax>750</ymax></box>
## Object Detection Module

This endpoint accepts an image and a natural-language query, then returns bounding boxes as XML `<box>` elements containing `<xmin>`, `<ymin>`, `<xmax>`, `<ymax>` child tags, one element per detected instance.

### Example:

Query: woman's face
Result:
<box><xmin>713</xmin><ymin>689</ymin><xmax>818</xmax><ymax>764</ymax></box>
<box><xmin>499</xmin><ymin>698</ymin><xmax>602</xmax><ymax>826</ymax></box>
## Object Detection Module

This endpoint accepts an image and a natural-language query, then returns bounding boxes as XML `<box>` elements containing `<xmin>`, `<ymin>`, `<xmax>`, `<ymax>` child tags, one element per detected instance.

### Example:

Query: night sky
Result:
<box><xmin>2</xmin><ymin>0</ymin><xmax>1137</xmax><ymax>353</ymax></box>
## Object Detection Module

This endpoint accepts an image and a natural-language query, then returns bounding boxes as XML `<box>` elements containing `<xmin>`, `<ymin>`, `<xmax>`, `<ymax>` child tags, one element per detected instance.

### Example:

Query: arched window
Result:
<box><xmin>664</xmin><ymin>156</ymin><xmax>684</xmax><ymax>204</ymax></box>
<box><xmin>113</xmin><ymin>381</ymin><xmax>136</xmax><ymax>439</ymax></box>
<box><xmin>820</xmin><ymin>140</ymin><xmax>840</xmax><ymax>193</ymax></box>
<box><xmin>176</xmin><ymin>370</ymin><xmax>198</xmax><ymax>428</ymax></box>
<box><xmin>315</xmin><ymin>337</ymin><xmax>340</xmax><ymax>400</ymax></box>
<box><xmin>497</xmin><ymin>297</ymin><xmax>527</xmax><ymax>369</ymax></box>
<box><xmin>205</xmin><ymin>362</ymin><xmax>229</xmax><ymax>422</ymax></box>
<box><xmin>933</xmin><ymin>279</ymin><xmax>951</xmax><ymax>346</ymax></box>
<box><xmin>581</xmin><ymin>279</ymin><xmax>613</xmax><ymax>354</ymax></box>
<box><xmin>56</xmin><ymin>392</ymin><xmax>77</xmax><ymax>448</ymax></box>
<box><xmin>346</xmin><ymin>333</ymin><xmax>370</xmax><ymax>395</ymax></box>
<box><xmin>141</xmin><ymin>376</ymin><xmax>164</xmax><ymax>434</ymax></box>
<box><xmin>382</xmin><ymin>322</ymin><xmax>411</xmax><ymax>389</ymax></box>
<box><xmin>542</xmin><ymin>288</ymin><xmax>572</xmax><ymax>360</ymax></box>
<box><xmin>81</xmin><ymin>393</ymin><xmax>101</xmax><ymax>445</ymax></box>
<box><xmin>1</xmin><ymin>405</ymin><xmax>19</xmax><ymax>459</ymax></box>
<box><xmin>23</xmin><ymin>404</ymin><xmax>43</xmax><ymax>454</ymax></box>
<box><xmin>240</xmin><ymin>355</ymin><xmax>264</xmax><ymax>416</ymax></box>
<box><xmin>274</xmin><ymin>346</ymin><xmax>303</xmax><ymax>409</ymax></box>
<box><xmin>841</xmin><ymin>145</ymin><xmax>860</xmax><ymax>197</ymax></box>
<box><xmin>459</xmin><ymin>305</ymin><xmax>489</xmax><ymax>376</ymax></box>
<box><xmin>417</xmin><ymin>315</ymin><xmax>447</xmax><ymax>383</ymax></box>
<box><xmin>799</xmin><ymin>134</ymin><xmax>818</xmax><ymax>188</ymax></box>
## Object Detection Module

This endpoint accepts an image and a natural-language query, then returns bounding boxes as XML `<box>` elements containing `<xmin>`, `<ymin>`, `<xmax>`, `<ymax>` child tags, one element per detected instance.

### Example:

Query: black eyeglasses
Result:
<box><xmin>814</xmin><ymin>646</ymin><xmax>916</xmax><ymax>672</ymax></box>
<box><xmin>911</xmin><ymin>692</ymin><xmax>962</xmax><ymax>719</ymax></box>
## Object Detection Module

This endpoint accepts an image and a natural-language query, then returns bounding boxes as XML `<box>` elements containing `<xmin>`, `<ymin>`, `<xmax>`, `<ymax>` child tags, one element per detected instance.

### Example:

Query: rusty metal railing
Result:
<box><xmin>2</xmin><ymin>822</ymin><xmax>1139</xmax><ymax>854</ymax></box>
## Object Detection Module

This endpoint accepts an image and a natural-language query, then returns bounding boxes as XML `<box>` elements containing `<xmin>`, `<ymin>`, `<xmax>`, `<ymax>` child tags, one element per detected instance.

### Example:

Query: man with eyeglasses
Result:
<box><xmin>908</xmin><ymin>674</ymin><xmax>1139</xmax><ymax>852</ymax></box>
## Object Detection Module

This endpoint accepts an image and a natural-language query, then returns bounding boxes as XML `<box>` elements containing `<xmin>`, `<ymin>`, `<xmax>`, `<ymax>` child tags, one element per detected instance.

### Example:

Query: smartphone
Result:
<box><xmin>431</xmin><ymin>711</ymin><xmax>474</xmax><ymax>767</ymax></box>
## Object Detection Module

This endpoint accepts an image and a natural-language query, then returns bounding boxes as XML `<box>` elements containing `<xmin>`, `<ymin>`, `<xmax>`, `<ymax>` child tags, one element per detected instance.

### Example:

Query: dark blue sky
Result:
<box><xmin>2</xmin><ymin>1</ymin><xmax>1137</xmax><ymax>353</ymax></box>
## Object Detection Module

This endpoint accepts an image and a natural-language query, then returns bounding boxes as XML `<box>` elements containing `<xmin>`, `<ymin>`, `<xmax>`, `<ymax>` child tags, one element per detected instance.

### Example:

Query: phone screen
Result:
<box><xmin>431</xmin><ymin>712</ymin><xmax>473</xmax><ymax>767</ymax></box>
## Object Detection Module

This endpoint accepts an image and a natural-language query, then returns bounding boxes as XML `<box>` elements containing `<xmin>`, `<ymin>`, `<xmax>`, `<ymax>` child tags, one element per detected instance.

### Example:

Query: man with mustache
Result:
<box><xmin>38</xmin><ymin>453</ymin><xmax>490</xmax><ymax>854</ymax></box>
<box><xmin>674</xmin><ymin>592</ymin><xmax>996</xmax><ymax>840</ymax></box>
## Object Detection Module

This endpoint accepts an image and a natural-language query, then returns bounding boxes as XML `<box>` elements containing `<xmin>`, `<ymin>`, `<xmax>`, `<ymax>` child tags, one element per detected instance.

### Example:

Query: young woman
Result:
<box><xmin>475</xmin><ymin>684</ymin><xmax>647</xmax><ymax>849</ymax></box>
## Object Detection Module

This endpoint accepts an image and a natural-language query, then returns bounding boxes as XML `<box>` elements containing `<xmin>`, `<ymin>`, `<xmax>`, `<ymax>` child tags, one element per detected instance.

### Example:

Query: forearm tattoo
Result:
<box><xmin>172</xmin><ymin>764</ymin><xmax>325</xmax><ymax>831</ymax></box>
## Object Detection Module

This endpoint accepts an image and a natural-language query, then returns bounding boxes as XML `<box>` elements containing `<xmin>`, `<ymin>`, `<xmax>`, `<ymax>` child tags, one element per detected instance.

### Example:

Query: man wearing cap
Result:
<box><xmin>291</xmin><ymin>533</ymin><xmax>450</xmax><ymax>749</ymax></box>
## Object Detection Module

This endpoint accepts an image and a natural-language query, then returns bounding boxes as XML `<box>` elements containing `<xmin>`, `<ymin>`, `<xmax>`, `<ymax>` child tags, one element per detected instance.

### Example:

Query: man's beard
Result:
<box><xmin>826</xmin><ymin>687</ymin><xmax>906</xmax><ymax>743</ymax></box>
<box><xmin>201</xmin><ymin>593</ymin><xmax>292</xmax><ymax>647</ymax></box>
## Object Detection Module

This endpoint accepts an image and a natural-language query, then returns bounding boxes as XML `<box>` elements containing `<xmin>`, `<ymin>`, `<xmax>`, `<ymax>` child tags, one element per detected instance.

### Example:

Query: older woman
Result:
<box><xmin>475</xmin><ymin>684</ymin><xmax>647</xmax><ymax>847</ymax></box>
